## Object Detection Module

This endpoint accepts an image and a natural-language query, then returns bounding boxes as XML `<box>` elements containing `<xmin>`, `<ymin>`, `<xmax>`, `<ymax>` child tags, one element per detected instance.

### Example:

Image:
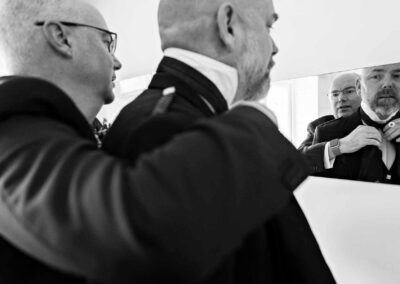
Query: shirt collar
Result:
<box><xmin>361</xmin><ymin>101</ymin><xmax>398</xmax><ymax>123</ymax></box>
<box><xmin>164</xmin><ymin>48</ymin><xmax>238</xmax><ymax>106</ymax></box>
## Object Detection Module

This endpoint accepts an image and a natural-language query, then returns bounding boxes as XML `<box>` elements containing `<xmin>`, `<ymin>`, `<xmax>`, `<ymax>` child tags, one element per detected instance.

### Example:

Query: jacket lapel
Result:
<box><xmin>150</xmin><ymin>57</ymin><xmax>229</xmax><ymax>116</ymax></box>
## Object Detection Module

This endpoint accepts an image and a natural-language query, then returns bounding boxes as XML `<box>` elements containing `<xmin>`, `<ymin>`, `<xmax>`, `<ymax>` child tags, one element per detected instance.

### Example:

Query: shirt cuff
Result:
<box><xmin>231</xmin><ymin>101</ymin><xmax>278</xmax><ymax>126</ymax></box>
<box><xmin>324</xmin><ymin>142</ymin><xmax>335</xmax><ymax>169</ymax></box>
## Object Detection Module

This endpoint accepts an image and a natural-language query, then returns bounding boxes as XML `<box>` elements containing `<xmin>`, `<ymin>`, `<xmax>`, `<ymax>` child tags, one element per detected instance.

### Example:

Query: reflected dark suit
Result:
<box><xmin>313</xmin><ymin>108</ymin><xmax>400</xmax><ymax>183</ymax></box>
<box><xmin>298</xmin><ymin>115</ymin><xmax>334</xmax><ymax>173</ymax></box>
<box><xmin>103</xmin><ymin>57</ymin><xmax>335</xmax><ymax>283</ymax></box>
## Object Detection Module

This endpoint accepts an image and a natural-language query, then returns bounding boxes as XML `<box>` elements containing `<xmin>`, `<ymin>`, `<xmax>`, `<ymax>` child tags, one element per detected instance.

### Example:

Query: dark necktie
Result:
<box><xmin>358</xmin><ymin>109</ymin><xmax>400</xmax><ymax>182</ymax></box>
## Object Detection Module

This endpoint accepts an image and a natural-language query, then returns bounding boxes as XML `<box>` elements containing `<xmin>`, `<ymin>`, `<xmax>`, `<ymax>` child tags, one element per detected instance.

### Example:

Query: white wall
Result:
<box><xmin>88</xmin><ymin>0</ymin><xmax>162</xmax><ymax>80</ymax></box>
<box><xmin>272</xmin><ymin>0</ymin><xmax>400</xmax><ymax>81</ymax></box>
<box><xmin>89</xmin><ymin>0</ymin><xmax>400</xmax><ymax>82</ymax></box>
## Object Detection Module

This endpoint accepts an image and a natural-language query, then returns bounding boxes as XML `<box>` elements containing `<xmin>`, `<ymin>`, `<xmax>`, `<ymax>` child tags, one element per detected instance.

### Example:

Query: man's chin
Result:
<box><xmin>103</xmin><ymin>92</ymin><xmax>115</xmax><ymax>105</ymax></box>
<box><xmin>373</xmin><ymin>105</ymin><xmax>399</xmax><ymax>120</ymax></box>
<box><xmin>337</xmin><ymin>109</ymin><xmax>351</xmax><ymax>118</ymax></box>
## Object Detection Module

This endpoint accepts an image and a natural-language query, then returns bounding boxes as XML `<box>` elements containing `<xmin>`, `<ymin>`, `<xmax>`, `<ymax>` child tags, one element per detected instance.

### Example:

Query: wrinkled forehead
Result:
<box><xmin>331</xmin><ymin>74</ymin><xmax>358</xmax><ymax>91</ymax></box>
<box><xmin>362</xmin><ymin>63</ymin><xmax>400</xmax><ymax>77</ymax></box>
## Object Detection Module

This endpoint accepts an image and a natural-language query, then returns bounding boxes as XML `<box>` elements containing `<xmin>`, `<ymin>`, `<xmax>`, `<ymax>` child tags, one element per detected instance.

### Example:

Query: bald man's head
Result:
<box><xmin>328</xmin><ymin>72</ymin><xmax>361</xmax><ymax>118</ymax></box>
<box><xmin>158</xmin><ymin>0</ymin><xmax>279</xmax><ymax>102</ymax></box>
<box><xmin>0</xmin><ymin>0</ymin><xmax>122</xmax><ymax>121</ymax></box>
<box><xmin>0</xmin><ymin>0</ymin><xmax>107</xmax><ymax>73</ymax></box>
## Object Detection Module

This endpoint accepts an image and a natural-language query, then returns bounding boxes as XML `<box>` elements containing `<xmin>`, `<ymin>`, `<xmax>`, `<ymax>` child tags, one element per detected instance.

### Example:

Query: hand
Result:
<box><xmin>340</xmin><ymin>125</ymin><xmax>382</xmax><ymax>154</ymax></box>
<box><xmin>383</xmin><ymin>118</ymin><xmax>400</xmax><ymax>142</ymax></box>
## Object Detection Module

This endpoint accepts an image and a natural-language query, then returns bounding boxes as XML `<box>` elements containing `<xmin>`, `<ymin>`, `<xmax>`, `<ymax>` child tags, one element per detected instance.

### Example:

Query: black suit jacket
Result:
<box><xmin>313</xmin><ymin>108</ymin><xmax>400</xmax><ymax>182</ymax></box>
<box><xmin>0</xmin><ymin>75</ymin><xmax>319</xmax><ymax>283</ymax></box>
<box><xmin>298</xmin><ymin>115</ymin><xmax>335</xmax><ymax>173</ymax></box>
<box><xmin>103</xmin><ymin>57</ymin><xmax>335</xmax><ymax>284</ymax></box>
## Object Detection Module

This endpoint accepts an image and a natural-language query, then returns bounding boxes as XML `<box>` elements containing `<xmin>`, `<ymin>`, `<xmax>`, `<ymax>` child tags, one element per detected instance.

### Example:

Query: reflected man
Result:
<box><xmin>313</xmin><ymin>63</ymin><xmax>400</xmax><ymax>183</ymax></box>
<box><xmin>299</xmin><ymin>72</ymin><xmax>361</xmax><ymax>173</ymax></box>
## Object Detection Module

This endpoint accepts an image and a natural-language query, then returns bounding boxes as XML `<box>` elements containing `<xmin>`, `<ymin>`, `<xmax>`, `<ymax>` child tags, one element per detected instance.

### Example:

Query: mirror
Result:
<box><xmin>265</xmin><ymin>62</ymin><xmax>400</xmax><ymax>185</ymax></box>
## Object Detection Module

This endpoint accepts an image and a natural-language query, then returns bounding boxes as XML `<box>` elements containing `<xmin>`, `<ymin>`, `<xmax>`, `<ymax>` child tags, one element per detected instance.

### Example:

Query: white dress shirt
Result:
<box><xmin>163</xmin><ymin>48</ymin><xmax>277</xmax><ymax>125</ymax></box>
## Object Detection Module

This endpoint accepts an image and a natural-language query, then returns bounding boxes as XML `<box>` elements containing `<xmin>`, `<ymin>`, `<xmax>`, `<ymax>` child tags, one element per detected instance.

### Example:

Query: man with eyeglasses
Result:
<box><xmin>0</xmin><ymin>0</ymin><xmax>312</xmax><ymax>283</ymax></box>
<box><xmin>299</xmin><ymin>72</ymin><xmax>362</xmax><ymax>173</ymax></box>
<box><xmin>312</xmin><ymin>63</ymin><xmax>400</xmax><ymax>183</ymax></box>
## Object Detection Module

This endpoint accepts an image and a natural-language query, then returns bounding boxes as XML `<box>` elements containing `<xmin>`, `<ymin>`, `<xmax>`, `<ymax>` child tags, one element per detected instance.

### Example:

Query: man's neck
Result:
<box><xmin>164</xmin><ymin>47</ymin><xmax>238</xmax><ymax>107</ymax></box>
<box><xmin>52</xmin><ymin>78</ymin><xmax>102</xmax><ymax>123</ymax></box>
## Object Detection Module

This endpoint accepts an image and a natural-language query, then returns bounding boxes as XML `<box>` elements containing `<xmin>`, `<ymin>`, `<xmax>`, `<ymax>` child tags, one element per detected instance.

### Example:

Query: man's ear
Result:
<box><xmin>216</xmin><ymin>3</ymin><xmax>238</xmax><ymax>51</ymax></box>
<box><xmin>40</xmin><ymin>21</ymin><xmax>73</xmax><ymax>58</ymax></box>
<box><xmin>356</xmin><ymin>78</ymin><xmax>362</xmax><ymax>96</ymax></box>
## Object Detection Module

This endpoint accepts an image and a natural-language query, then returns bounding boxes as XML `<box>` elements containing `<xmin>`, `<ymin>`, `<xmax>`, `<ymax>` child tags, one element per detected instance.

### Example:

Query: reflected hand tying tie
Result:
<box><xmin>339</xmin><ymin>125</ymin><xmax>383</xmax><ymax>154</ymax></box>
<box><xmin>383</xmin><ymin>118</ymin><xmax>400</xmax><ymax>142</ymax></box>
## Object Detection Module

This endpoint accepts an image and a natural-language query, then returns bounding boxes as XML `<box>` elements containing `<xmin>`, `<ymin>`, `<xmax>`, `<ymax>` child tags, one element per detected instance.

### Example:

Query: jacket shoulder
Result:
<box><xmin>309</xmin><ymin>115</ymin><xmax>335</xmax><ymax>131</ymax></box>
<box><xmin>314</xmin><ymin>113</ymin><xmax>359</xmax><ymax>143</ymax></box>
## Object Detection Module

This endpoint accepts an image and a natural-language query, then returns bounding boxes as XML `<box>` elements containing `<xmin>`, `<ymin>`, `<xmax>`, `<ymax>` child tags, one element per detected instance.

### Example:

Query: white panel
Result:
<box><xmin>88</xmin><ymin>0</ymin><xmax>400</xmax><ymax>82</ymax></box>
<box><xmin>272</xmin><ymin>0</ymin><xmax>400</xmax><ymax>81</ymax></box>
<box><xmin>295</xmin><ymin>177</ymin><xmax>400</xmax><ymax>284</ymax></box>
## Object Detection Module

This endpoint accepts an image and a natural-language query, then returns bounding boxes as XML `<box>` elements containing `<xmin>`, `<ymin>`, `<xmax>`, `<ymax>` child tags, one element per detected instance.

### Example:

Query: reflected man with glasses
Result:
<box><xmin>313</xmin><ymin>63</ymin><xmax>400</xmax><ymax>183</ymax></box>
<box><xmin>328</xmin><ymin>72</ymin><xmax>361</xmax><ymax>118</ymax></box>
<box><xmin>299</xmin><ymin>72</ymin><xmax>362</xmax><ymax>173</ymax></box>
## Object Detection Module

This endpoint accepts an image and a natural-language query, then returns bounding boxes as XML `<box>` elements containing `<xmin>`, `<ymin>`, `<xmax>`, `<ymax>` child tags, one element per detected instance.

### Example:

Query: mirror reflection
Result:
<box><xmin>266</xmin><ymin>62</ymin><xmax>400</xmax><ymax>185</ymax></box>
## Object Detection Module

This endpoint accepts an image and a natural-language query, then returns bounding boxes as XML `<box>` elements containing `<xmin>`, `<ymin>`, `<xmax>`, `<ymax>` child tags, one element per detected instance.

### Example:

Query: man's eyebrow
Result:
<box><xmin>369</xmin><ymin>68</ymin><xmax>385</xmax><ymax>73</ymax></box>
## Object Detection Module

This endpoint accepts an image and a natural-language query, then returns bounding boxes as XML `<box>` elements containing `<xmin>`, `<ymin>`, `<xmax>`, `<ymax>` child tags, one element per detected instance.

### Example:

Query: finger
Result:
<box><xmin>364</xmin><ymin>139</ymin><xmax>382</xmax><ymax>148</ymax></box>
<box><xmin>367</xmin><ymin>132</ymin><xmax>383</xmax><ymax>143</ymax></box>
<box><xmin>383</xmin><ymin>125</ymin><xmax>395</xmax><ymax>136</ymax></box>
<box><xmin>383</xmin><ymin>126</ymin><xmax>400</xmax><ymax>140</ymax></box>
<box><xmin>383</xmin><ymin>118</ymin><xmax>400</xmax><ymax>132</ymax></box>
<box><xmin>356</xmin><ymin>125</ymin><xmax>374</xmax><ymax>134</ymax></box>
<box><xmin>364</xmin><ymin>127</ymin><xmax>382</xmax><ymax>136</ymax></box>
<box><xmin>363</xmin><ymin>125</ymin><xmax>377</xmax><ymax>132</ymax></box>
<box><xmin>385</xmin><ymin>129</ymin><xmax>400</xmax><ymax>142</ymax></box>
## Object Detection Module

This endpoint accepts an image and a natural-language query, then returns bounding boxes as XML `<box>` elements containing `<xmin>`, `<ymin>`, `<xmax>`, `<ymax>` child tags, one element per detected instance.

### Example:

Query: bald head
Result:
<box><xmin>328</xmin><ymin>72</ymin><xmax>361</xmax><ymax>118</ymax></box>
<box><xmin>330</xmin><ymin>73</ymin><xmax>360</xmax><ymax>94</ymax></box>
<box><xmin>158</xmin><ymin>0</ymin><xmax>278</xmax><ymax>102</ymax></box>
<box><xmin>0</xmin><ymin>0</ymin><xmax>121</xmax><ymax>122</ymax></box>
<box><xmin>158</xmin><ymin>0</ymin><xmax>259</xmax><ymax>58</ymax></box>
<box><xmin>0</xmin><ymin>0</ymin><xmax>105</xmax><ymax>74</ymax></box>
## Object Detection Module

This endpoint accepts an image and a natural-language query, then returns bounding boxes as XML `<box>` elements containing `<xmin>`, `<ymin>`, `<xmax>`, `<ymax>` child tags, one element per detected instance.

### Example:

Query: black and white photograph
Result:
<box><xmin>0</xmin><ymin>0</ymin><xmax>398</xmax><ymax>283</ymax></box>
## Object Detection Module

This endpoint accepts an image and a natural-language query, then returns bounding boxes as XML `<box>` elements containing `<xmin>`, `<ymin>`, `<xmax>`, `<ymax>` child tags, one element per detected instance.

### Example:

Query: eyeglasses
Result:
<box><xmin>327</xmin><ymin>87</ymin><xmax>356</xmax><ymax>99</ymax></box>
<box><xmin>35</xmin><ymin>21</ymin><xmax>118</xmax><ymax>55</ymax></box>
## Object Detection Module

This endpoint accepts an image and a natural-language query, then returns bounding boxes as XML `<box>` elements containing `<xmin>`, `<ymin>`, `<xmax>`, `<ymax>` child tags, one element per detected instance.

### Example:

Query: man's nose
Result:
<box><xmin>338</xmin><ymin>92</ymin><xmax>347</xmax><ymax>102</ymax></box>
<box><xmin>382</xmin><ymin>74</ymin><xmax>392</xmax><ymax>89</ymax></box>
<box><xmin>272</xmin><ymin>39</ymin><xmax>278</xmax><ymax>56</ymax></box>
<box><xmin>113</xmin><ymin>55</ymin><xmax>122</xmax><ymax>71</ymax></box>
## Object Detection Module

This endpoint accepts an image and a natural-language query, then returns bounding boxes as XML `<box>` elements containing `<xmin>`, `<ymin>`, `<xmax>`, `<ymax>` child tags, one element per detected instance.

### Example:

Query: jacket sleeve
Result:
<box><xmin>298</xmin><ymin>122</ymin><xmax>315</xmax><ymax>152</ymax></box>
<box><xmin>297</xmin><ymin>123</ymin><xmax>327</xmax><ymax>174</ymax></box>
<box><xmin>0</xmin><ymin>106</ymin><xmax>308</xmax><ymax>283</ymax></box>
